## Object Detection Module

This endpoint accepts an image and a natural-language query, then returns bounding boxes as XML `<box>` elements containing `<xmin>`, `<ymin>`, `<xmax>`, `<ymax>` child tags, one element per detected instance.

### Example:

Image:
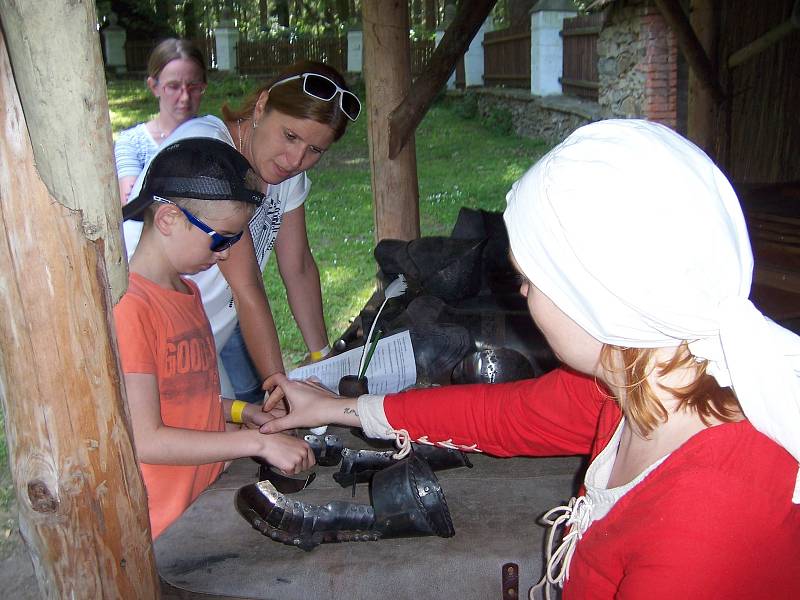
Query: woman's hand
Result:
<box><xmin>260</xmin><ymin>373</ymin><xmax>361</xmax><ymax>433</ymax></box>
<box><xmin>252</xmin><ymin>431</ymin><xmax>315</xmax><ymax>474</ymax></box>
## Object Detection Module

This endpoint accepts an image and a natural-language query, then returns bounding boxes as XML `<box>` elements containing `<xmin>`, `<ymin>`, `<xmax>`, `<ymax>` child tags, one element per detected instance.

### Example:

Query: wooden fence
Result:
<box><xmin>411</xmin><ymin>39</ymin><xmax>435</xmax><ymax>76</ymax></box>
<box><xmin>483</xmin><ymin>27</ymin><xmax>530</xmax><ymax>88</ymax></box>
<box><xmin>238</xmin><ymin>36</ymin><xmax>346</xmax><ymax>76</ymax></box>
<box><xmin>560</xmin><ymin>13</ymin><xmax>603</xmax><ymax>100</ymax></box>
<box><xmin>124</xmin><ymin>35</ymin><xmax>216</xmax><ymax>74</ymax></box>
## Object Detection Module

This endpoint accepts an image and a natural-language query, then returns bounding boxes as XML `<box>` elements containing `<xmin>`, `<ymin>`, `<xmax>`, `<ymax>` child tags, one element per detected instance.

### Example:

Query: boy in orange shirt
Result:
<box><xmin>114</xmin><ymin>138</ymin><xmax>314</xmax><ymax>539</ymax></box>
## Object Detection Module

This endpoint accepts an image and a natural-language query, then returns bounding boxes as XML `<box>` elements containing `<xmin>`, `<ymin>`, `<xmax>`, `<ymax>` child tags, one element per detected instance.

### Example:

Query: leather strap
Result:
<box><xmin>502</xmin><ymin>562</ymin><xmax>519</xmax><ymax>600</ymax></box>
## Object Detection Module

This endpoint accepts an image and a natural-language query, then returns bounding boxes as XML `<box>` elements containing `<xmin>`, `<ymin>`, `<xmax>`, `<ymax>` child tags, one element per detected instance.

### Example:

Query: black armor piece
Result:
<box><xmin>374</xmin><ymin>237</ymin><xmax>487</xmax><ymax>303</ymax></box>
<box><xmin>452</xmin><ymin>347</ymin><xmax>537</xmax><ymax>384</ymax></box>
<box><xmin>387</xmin><ymin>295</ymin><xmax>557</xmax><ymax>385</ymax></box>
<box><xmin>332</xmin><ymin>443</ymin><xmax>473</xmax><ymax>487</ymax></box>
<box><xmin>235</xmin><ymin>455</ymin><xmax>454</xmax><ymax>550</ymax></box>
<box><xmin>303</xmin><ymin>434</ymin><xmax>344</xmax><ymax>466</ymax></box>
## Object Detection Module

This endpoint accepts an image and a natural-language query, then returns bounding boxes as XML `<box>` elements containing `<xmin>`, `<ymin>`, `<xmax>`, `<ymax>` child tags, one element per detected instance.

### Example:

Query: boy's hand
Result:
<box><xmin>254</xmin><ymin>432</ymin><xmax>315</xmax><ymax>474</ymax></box>
<box><xmin>241</xmin><ymin>403</ymin><xmax>268</xmax><ymax>428</ymax></box>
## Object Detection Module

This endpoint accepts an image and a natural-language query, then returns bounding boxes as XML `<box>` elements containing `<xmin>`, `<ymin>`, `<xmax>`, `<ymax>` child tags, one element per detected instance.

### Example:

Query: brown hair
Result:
<box><xmin>147</xmin><ymin>38</ymin><xmax>207</xmax><ymax>82</ymax></box>
<box><xmin>221</xmin><ymin>61</ymin><xmax>353</xmax><ymax>141</ymax></box>
<box><xmin>600</xmin><ymin>344</ymin><xmax>741</xmax><ymax>435</ymax></box>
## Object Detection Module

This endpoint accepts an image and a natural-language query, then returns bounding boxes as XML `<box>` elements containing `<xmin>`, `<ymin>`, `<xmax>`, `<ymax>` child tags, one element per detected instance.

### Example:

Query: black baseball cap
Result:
<box><xmin>122</xmin><ymin>137</ymin><xmax>265</xmax><ymax>222</ymax></box>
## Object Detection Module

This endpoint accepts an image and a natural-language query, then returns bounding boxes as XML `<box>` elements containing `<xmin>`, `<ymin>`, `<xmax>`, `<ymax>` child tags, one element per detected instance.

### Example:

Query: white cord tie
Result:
<box><xmin>386</xmin><ymin>431</ymin><xmax>484</xmax><ymax>458</ymax></box>
<box><xmin>388</xmin><ymin>428</ymin><xmax>412</xmax><ymax>459</ymax></box>
<box><xmin>529</xmin><ymin>496</ymin><xmax>593</xmax><ymax>600</ymax></box>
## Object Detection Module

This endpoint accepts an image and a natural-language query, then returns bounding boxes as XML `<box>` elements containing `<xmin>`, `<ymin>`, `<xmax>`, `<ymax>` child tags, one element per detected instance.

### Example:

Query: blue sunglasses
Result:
<box><xmin>154</xmin><ymin>196</ymin><xmax>244</xmax><ymax>252</ymax></box>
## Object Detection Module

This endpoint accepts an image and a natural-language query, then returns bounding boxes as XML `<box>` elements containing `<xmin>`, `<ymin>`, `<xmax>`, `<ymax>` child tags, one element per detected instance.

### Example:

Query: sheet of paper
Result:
<box><xmin>288</xmin><ymin>330</ymin><xmax>417</xmax><ymax>394</ymax></box>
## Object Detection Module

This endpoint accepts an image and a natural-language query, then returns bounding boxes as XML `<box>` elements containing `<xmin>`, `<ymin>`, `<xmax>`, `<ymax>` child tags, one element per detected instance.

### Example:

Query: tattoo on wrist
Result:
<box><xmin>343</xmin><ymin>407</ymin><xmax>359</xmax><ymax>417</ymax></box>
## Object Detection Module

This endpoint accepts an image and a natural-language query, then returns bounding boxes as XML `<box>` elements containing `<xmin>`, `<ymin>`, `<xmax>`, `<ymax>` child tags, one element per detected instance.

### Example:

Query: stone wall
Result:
<box><xmin>458</xmin><ymin>87</ymin><xmax>602</xmax><ymax>146</ymax></box>
<box><xmin>444</xmin><ymin>0</ymin><xmax>686</xmax><ymax>146</ymax></box>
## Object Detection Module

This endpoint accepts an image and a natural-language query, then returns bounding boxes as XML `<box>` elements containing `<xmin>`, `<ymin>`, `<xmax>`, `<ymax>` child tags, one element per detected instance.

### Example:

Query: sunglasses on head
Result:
<box><xmin>154</xmin><ymin>196</ymin><xmax>244</xmax><ymax>252</ymax></box>
<box><xmin>268</xmin><ymin>73</ymin><xmax>361</xmax><ymax>122</ymax></box>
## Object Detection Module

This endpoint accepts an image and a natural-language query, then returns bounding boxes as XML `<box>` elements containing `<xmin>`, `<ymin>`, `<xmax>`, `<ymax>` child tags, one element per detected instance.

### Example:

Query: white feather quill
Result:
<box><xmin>357</xmin><ymin>275</ymin><xmax>408</xmax><ymax>378</ymax></box>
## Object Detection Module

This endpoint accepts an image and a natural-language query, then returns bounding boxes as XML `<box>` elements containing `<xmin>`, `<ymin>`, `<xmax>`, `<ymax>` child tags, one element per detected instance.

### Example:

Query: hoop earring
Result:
<box><xmin>252</xmin><ymin>119</ymin><xmax>259</xmax><ymax>129</ymax></box>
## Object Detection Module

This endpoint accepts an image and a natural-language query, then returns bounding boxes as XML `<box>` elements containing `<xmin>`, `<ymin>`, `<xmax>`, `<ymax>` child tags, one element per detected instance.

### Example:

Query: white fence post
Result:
<box><xmin>434</xmin><ymin>29</ymin><xmax>455</xmax><ymax>89</ymax></box>
<box><xmin>347</xmin><ymin>27</ymin><xmax>363</xmax><ymax>73</ymax></box>
<box><xmin>102</xmin><ymin>12</ymin><xmax>126</xmax><ymax>74</ymax></box>
<box><xmin>215</xmin><ymin>11</ymin><xmax>239</xmax><ymax>73</ymax></box>
<box><xmin>464</xmin><ymin>15</ymin><xmax>492</xmax><ymax>87</ymax></box>
<box><xmin>530</xmin><ymin>0</ymin><xmax>578</xmax><ymax>96</ymax></box>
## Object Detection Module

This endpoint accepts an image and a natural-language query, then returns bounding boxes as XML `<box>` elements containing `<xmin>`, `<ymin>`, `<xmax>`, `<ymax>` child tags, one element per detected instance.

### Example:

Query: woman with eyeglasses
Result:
<box><xmin>114</xmin><ymin>38</ymin><xmax>207</xmax><ymax>203</ymax></box>
<box><xmin>123</xmin><ymin>60</ymin><xmax>360</xmax><ymax>406</ymax></box>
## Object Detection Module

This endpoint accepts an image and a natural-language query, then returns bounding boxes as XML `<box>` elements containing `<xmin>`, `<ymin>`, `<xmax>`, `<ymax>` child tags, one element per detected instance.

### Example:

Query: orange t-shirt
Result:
<box><xmin>114</xmin><ymin>272</ymin><xmax>225</xmax><ymax>539</ymax></box>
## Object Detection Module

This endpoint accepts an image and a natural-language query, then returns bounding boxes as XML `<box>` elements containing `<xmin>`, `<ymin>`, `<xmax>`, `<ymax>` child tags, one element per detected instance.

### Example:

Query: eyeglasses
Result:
<box><xmin>158</xmin><ymin>80</ymin><xmax>207</xmax><ymax>98</ymax></box>
<box><xmin>154</xmin><ymin>196</ymin><xmax>244</xmax><ymax>252</ymax></box>
<box><xmin>269</xmin><ymin>73</ymin><xmax>361</xmax><ymax>122</ymax></box>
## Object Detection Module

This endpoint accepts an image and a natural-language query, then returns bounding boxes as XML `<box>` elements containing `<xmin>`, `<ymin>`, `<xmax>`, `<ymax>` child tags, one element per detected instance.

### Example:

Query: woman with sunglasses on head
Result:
<box><xmin>259</xmin><ymin>120</ymin><xmax>800</xmax><ymax>598</ymax></box>
<box><xmin>115</xmin><ymin>38</ymin><xmax>207</xmax><ymax>203</ymax></box>
<box><xmin>123</xmin><ymin>60</ymin><xmax>360</xmax><ymax>405</ymax></box>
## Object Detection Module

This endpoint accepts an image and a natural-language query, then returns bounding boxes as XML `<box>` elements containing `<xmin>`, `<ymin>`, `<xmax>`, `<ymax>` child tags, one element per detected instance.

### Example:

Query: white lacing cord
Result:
<box><xmin>388</xmin><ymin>428</ymin><xmax>412</xmax><ymax>459</ymax></box>
<box><xmin>529</xmin><ymin>496</ymin><xmax>593</xmax><ymax>600</ymax></box>
<box><xmin>416</xmin><ymin>435</ymin><xmax>484</xmax><ymax>453</ymax></box>
<box><xmin>387</xmin><ymin>430</ymin><xmax>484</xmax><ymax>459</ymax></box>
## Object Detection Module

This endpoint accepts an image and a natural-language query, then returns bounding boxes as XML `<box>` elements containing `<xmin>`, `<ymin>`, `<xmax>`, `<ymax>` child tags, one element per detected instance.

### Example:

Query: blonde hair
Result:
<box><xmin>221</xmin><ymin>60</ymin><xmax>352</xmax><ymax>141</ymax></box>
<box><xmin>600</xmin><ymin>344</ymin><xmax>742</xmax><ymax>435</ymax></box>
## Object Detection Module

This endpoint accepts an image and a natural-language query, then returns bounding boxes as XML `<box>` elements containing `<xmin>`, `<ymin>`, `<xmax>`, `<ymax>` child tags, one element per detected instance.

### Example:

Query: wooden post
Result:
<box><xmin>363</xmin><ymin>0</ymin><xmax>421</xmax><ymax>242</ymax></box>
<box><xmin>0</xmin><ymin>1</ymin><xmax>159</xmax><ymax>597</ymax></box>
<box><xmin>388</xmin><ymin>0</ymin><xmax>496</xmax><ymax>159</ymax></box>
<box><xmin>653</xmin><ymin>0</ymin><xmax>724</xmax><ymax>103</ymax></box>
<box><xmin>687</xmin><ymin>0</ymin><xmax>720</xmax><ymax>157</ymax></box>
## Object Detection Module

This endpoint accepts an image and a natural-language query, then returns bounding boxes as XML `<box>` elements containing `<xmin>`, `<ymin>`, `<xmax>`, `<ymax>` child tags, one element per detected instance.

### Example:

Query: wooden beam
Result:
<box><xmin>0</xmin><ymin>3</ymin><xmax>159</xmax><ymax>597</ymax></box>
<box><xmin>388</xmin><ymin>0</ymin><xmax>497</xmax><ymax>159</ymax></box>
<box><xmin>653</xmin><ymin>0</ymin><xmax>725</xmax><ymax>104</ymax></box>
<box><xmin>363</xmin><ymin>0</ymin><xmax>421</xmax><ymax>242</ymax></box>
<box><xmin>728</xmin><ymin>3</ymin><xmax>800</xmax><ymax>69</ymax></box>
<box><xmin>687</xmin><ymin>0</ymin><xmax>721</xmax><ymax>157</ymax></box>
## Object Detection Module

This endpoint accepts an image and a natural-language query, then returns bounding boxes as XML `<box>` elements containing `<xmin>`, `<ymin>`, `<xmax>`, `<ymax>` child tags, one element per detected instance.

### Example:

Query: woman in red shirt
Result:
<box><xmin>261</xmin><ymin>120</ymin><xmax>800</xmax><ymax>598</ymax></box>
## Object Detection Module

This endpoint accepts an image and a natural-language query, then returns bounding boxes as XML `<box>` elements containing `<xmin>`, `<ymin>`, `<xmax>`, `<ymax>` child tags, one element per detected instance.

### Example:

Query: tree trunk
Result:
<box><xmin>363</xmin><ymin>0</ymin><xmax>421</xmax><ymax>242</ymax></box>
<box><xmin>259</xmin><ymin>0</ymin><xmax>269</xmax><ymax>31</ymax></box>
<box><xmin>276</xmin><ymin>0</ymin><xmax>290</xmax><ymax>27</ymax></box>
<box><xmin>336</xmin><ymin>0</ymin><xmax>350</xmax><ymax>24</ymax></box>
<box><xmin>425</xmin><ymin>0</ymin><xmax>438</xmax><ymax>30</ymax></box>
<box><xmin>184</xmin><ymin>0</ymin><xmax>198</xmax><ymax>39</ymax></box>
<box><xmin>0</xmin><ymin>1</ymin><xmax>159</xmax><ymax>597</ymax></box>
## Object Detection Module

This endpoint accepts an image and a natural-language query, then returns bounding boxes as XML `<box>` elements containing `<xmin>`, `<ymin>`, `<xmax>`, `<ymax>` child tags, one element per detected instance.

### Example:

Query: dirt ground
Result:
<box><xmin>0</xmin><ymin>520</ymin><xmax>39</xmax><ymax>599</ymax></box>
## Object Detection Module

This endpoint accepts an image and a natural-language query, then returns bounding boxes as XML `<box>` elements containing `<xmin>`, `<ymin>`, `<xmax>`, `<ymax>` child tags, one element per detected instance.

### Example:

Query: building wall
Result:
<box><xmin>598</xmin><ymin>0</ymin><xmax>683</xmax><ymax>132</ymax></box>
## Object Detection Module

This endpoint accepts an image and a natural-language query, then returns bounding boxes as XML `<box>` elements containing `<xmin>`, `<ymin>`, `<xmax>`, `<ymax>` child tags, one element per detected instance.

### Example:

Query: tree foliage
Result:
<box><xmin>97</xmin><ymin>0</ymin><xmax>454</xmax><ymax>40</ymax></box>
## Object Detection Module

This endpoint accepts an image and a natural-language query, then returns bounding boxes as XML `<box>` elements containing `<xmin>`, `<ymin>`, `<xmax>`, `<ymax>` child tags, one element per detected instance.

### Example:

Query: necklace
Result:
<box><xmin>237</xmin><ymin>118</ymin><xmax>253</xmax><ymax>163</ymax></box>
<box><xmin>152</xmin><ymin>118</ymin><xmax>169</xmax><ymax>140</ymax></box>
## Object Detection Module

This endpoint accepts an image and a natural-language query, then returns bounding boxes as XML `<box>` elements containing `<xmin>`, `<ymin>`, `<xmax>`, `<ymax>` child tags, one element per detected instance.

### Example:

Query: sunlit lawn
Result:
<box><xmin>0</xmin><ymin>74</ymin><xmax>549</xmax><ymax>550</ymax></box>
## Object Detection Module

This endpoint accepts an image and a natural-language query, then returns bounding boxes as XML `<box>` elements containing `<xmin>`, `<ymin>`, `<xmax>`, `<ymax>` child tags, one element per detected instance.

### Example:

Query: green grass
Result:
<box><xmin>0</xmin><ymin>75</ymin><xmax>549</xmax><ymax>549</ymax></box>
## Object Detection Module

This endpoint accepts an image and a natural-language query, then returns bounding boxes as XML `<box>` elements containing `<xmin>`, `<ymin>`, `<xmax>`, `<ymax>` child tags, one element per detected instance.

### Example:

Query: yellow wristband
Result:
<box><xmin>230</xmin><ymin>400</ymin><xmax>247</xmax><ymax>424</ymax></box>
<box><xmin>310</xmin><ymin>345</ymin><xmax>331</xmax><ymax>361</ymax></box>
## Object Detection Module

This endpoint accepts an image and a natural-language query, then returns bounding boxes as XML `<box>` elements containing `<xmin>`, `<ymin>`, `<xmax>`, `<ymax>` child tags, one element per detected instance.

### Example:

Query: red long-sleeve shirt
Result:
<box><xmin>384</xmin><ymin>368</ymin><xmax>800</xmax><ymax>598</ymax></box>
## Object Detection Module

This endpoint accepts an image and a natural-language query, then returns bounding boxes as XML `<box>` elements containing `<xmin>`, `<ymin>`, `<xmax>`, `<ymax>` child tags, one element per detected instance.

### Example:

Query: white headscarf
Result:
<box><xmin>504</xmin><ymin>119</ymin><xmax>800</xmax><ymax>502</ymax></box>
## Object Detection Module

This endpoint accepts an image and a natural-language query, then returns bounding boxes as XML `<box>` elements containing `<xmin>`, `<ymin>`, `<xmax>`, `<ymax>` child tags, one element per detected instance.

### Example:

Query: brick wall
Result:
<box><xmin>598</xmin><ymin>0</ymin><xmax>684</xmax><ymax>133</ymax></box>
<box><xmin>640</xmin><ymin>7</ymin><xmax>679</xmax><ymax>129</ymax></box>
